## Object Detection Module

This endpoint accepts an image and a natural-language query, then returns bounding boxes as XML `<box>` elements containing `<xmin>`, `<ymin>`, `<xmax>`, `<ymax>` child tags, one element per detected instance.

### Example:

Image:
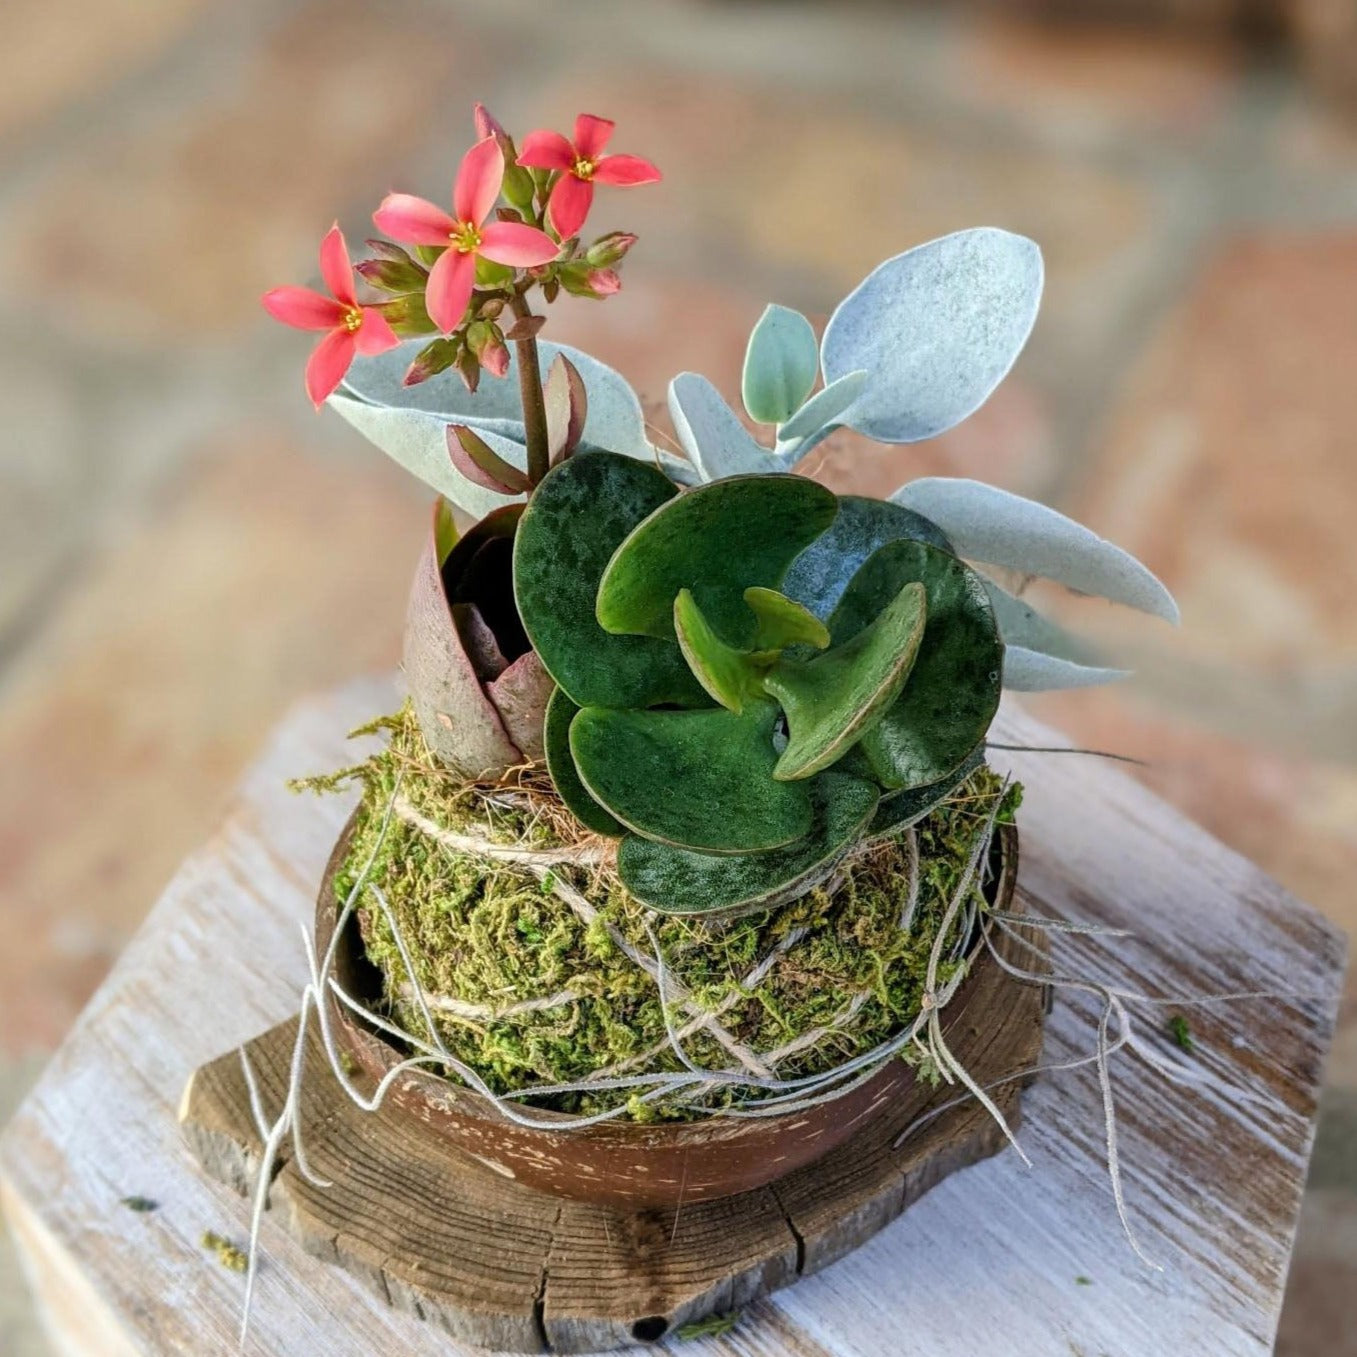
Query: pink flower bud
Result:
<box><xmin>456</xmin><ymin>348</ymin><xmax>482</xmax><ymax>393</ymax></box>
<box><xmin>586</xmin><ymin>231</ymin><xmax>638</xmax><ymax>267</ymax></box>
<box><xmin>481</xmin><ymin>340</ymin><xmax>510</xmax><ymax>379</ymax></box>
<box><xmin>355</xmin><ymin>254</ymin><xmax>428</xmax><ymax>295</ymax></box>
<box><xmin>473</xmin><ymin>102</ymin><xmax>507</xmax><ymax>142</ymax></box>
<box><xmin>404</xmin><ymin>337</ymin><xmax>459</xmax><ymax>387</ymax></box>
<box><xmin>587</xmin><ymin>268</ymin><xmax>622</xmax><ymax>296</ymax></box>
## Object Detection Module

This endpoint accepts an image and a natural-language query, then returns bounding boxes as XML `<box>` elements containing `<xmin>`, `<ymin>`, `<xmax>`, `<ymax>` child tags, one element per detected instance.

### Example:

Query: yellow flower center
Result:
<box><xmin>573</xmin><ymin>156</ymin><xmax>596</xmax><ymax>181</ymax></box>
<box><xmin>342</xmin><ymin>307</ymin><xmax>363</xmax><ymax>333</ymax></box>
<box><xmin>449</xmin><ymin>221</ymin><xmax>482</xmax><ymax>253</ymax></box>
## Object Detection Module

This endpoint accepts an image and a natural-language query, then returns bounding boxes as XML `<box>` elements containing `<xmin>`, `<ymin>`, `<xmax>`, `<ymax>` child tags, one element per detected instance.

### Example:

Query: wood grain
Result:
<box><xmin>0</xmin><ymin>676</ymin><xmax>1346</xmax><ymax>1356</ymax></box>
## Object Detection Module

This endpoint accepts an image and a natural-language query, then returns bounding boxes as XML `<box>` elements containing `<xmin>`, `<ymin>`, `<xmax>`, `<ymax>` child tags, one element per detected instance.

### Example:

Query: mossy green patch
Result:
<box><xmin>201</xmin><ymin>1231</ymin><xmax>248</xmax><ymax>1273</ymax></box>
<box><xmin>297</xmin><ymin>703</ymin><xmax>1021</xmax><ymax>1122</ymax></box>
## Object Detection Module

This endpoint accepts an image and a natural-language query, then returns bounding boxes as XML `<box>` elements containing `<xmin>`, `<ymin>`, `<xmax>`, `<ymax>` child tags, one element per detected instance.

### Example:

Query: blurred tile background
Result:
<box><xmin>1</xmin><ymin>0</ymin><xmax>1355</xmax><ymax>1351</ymax></box>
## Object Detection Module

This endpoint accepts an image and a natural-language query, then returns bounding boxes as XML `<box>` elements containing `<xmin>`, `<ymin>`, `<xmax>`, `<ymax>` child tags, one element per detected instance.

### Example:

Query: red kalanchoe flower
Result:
<box><xmin>517</xmin><ymin>114</ymin><xmax>661</xmax><ymax>240</ymax></box>
<box><xmin>373</xmin><ymin>138</ymin><xmax>559</xmax><ymax>333</ymax></box>
<box><xmin>262</xmin><ymin>224</ymin><xmax>400</xmax><ymax>408</ymax></box>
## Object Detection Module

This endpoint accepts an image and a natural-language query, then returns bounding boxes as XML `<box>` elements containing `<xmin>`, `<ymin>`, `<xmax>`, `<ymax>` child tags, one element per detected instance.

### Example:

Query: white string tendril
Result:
<box><xmin>886</xmin><ymin>902</ymin><xmax>1327</xmax><ymax>1271</ymax></box>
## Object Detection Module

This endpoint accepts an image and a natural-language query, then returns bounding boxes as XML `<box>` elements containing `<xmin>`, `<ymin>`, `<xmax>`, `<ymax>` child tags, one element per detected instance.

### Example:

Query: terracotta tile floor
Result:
<box><xmin>0</xmin><ymin>1</ymin><xmax>1353</xmax><ymax>1351</ymax></box>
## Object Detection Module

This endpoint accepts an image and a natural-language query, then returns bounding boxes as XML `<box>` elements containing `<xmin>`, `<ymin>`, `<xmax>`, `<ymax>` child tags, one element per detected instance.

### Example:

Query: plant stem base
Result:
<box><xmin>181</xmin><ymin>954</ymin><xmax>1047</xmax><ymax>1353</ymax></box>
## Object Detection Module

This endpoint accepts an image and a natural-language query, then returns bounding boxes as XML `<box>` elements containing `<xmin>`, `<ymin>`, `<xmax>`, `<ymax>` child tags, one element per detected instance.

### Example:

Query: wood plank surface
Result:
<box><xmin>0</xmin><ymin>675</ymin><xmax>1346</xmax><ymax>1356</ymax></box>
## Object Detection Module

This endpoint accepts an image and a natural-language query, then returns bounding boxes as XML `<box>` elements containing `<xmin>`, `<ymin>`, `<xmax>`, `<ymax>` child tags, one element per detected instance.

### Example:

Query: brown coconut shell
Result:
<box><xmin>319</xmin><ymin>812</ymin><xmax>1023</xmax><ymax>1208</ymax></box>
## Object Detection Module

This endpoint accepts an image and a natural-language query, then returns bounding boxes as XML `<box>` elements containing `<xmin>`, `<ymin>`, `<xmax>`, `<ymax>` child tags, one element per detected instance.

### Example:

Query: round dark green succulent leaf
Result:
<box><xmin>513</xmin><ymin>452</ymin><xmax>709</xmax><ymax>710</ymax></box>
<box><xmin>831</xmin><ymin>539</ymin><xmax>1001</xmax><ymax>791</ymax></box>
<box><xmin>568</xmin><ymin>700</ymin><xmax>813</xmax><ymax>854</ymax></box>
<box><xmin>866</xmin><ymin>744</ymin><xmax>986</xmax><ymax>842</ymax></box>
<box><xmin>765</xmin><ymin>580</ymin><xmax>927</xmax><ymax>782</ymax></box>
<box><xmin>543</xmin><ymin>687</ymin><xmax>624</xmax><ymax>837</ymax></box>
<box><xmin>596</xmin><ymin>474</ymin><xmax>838</xmax><ymax>646</ymax></box>
<box><xmin>617</xmin><ymin>772</ymin><xmax>880</xmax><ymax>917</ymax></box>
<box><xmin>781</xmin><ymin>494</ymin><xmax>951</xmax><ymax>621</ymax></box>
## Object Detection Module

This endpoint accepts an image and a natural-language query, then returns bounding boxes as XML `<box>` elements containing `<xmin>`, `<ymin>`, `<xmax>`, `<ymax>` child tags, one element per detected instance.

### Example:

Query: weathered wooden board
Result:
<box><xmin>0</xmin><ymin>676</ymin><xmax>1346</xmax><ymax>1357</ymax></box>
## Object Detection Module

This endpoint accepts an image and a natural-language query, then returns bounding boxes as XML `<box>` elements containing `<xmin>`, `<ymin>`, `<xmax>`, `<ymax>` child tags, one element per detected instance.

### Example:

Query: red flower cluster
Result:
<box><xmin>263</xmin><ymin>108</ymin><xmax>660</xmax><ymax>406</ymax></box>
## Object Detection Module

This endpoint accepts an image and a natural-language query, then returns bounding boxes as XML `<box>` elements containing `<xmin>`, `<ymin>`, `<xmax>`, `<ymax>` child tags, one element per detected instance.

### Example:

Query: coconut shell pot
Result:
<box><xmin>318</xmin><ymin>811</ymin><xmax>1022</xmax><ymax>1209</ymax></box>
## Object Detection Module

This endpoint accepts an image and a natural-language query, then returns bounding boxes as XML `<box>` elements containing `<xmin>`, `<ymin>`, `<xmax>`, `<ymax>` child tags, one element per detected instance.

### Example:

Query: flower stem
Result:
<box><xmin>509</xmin><ymin>293</ymin><xmax>549</xmax><ymax>485</ymax></box>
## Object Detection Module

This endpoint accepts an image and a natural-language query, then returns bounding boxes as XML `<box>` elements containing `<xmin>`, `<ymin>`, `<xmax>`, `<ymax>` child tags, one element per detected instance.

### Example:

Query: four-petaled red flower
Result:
<box><xmin>262</xmin><ymin>224</ymin><xmax>400</xmax><ymax>408</ymax></box>
<box><xmin>373</xmin><ymin>137</ymin><xmax>559</xmax><ymax>333</ymax></box>
<box><xmin>517</xmin><ymin>114</ymin><xmax>661</xmax><ymax>241</ymax></box>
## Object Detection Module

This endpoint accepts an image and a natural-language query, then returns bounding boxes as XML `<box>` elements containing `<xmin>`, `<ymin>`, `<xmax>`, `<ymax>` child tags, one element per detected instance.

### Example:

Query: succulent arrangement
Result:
<box><xmin>213</xmin><ymin>96</ymin><xmax>1293</xmax><ymax>1357</ymax></box>
<box><xmin>511</xmin><ymin>452</ymin><xmax>1004</xmax><ymax>916</ymax></box>
<box><xmin>267</xmin><ymin>102</ymin><xmax>1177</xmax><ymax>929</ymax></box>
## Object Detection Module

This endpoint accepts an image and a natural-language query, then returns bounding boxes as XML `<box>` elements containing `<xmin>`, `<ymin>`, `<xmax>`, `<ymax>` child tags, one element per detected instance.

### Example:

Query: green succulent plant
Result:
<box><xmin>512</xmin><ymin>451</ymin><xmax>1003</xmax><ymax>917</ymax></box>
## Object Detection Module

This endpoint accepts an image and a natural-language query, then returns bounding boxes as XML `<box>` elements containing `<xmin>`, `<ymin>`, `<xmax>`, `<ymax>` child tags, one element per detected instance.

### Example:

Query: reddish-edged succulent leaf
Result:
<box><xmin>447</xmin><ymin>424</ymin><xmax>531</xmax><ymax>495</ymax></box>
<box><xmin>486</xmin><ymin>650</ymin><xmax>554</xmax><ymax>763</ymax></box>
<box><xmin>403</xmin><ymin>527</ymin><xmax>523</xmax><ymax>778</ymax></box>
<box><xmin>544</xmin><ymin>354</ymin><xmax>588</xmax><ymax>465</ymax></box>
<box><xmin>451</xmin><ymin>601</ymin><xmax>508</xmax><ymax>681</ymax></box>
<box><xmin>504</xmin><ymin>313</ymin><xmax>547</xmax><ymax>342</ymax></box>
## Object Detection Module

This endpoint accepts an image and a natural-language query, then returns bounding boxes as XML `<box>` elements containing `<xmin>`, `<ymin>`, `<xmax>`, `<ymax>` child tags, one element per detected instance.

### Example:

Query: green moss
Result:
<box><xmin>201</xmin><ymin>1231</ymin><xmax>248</xmax><ymax>1273</ymax></box>
<box><xmin>676</xmin><ymin>1311</ymin><xmax>742</xmax><ymax>1340</ymax></box>
<box><xmin>304</xmin><ymin>703</ymin><xmax>1018</xmax><ymax>1121</ymax></box>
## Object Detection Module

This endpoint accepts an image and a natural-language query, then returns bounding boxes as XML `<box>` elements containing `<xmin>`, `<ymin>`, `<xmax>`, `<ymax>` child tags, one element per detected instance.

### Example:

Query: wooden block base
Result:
<box><xmin>181</xmin><ymin>960</ymin><xmax>1046</xmax><ymax>1353</ymax></box>
<box><xmin>2</xmin><ymin>682</ymin><xmax>1343</xmax><ymax>1356</ymax></box>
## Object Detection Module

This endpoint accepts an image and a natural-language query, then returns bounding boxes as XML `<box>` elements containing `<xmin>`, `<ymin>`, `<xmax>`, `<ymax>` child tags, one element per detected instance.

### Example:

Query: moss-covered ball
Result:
<box><xmin>301</xmin><ymin>704</ymin><xmax>1019</xmax><ymax>1121</ymax></box>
